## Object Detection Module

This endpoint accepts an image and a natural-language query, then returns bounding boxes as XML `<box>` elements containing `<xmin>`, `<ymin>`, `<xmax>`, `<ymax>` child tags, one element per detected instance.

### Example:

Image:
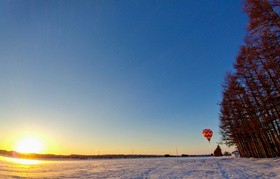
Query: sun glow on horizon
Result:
<box><xmin>5</xmin><ymin>157</ymin><xmax>41</xmax><ymax>165</ymax></box>
<box><xmin>14</xmin><ymin>136</ymin><xmax>44</xmax><ymax>154</ymax></box>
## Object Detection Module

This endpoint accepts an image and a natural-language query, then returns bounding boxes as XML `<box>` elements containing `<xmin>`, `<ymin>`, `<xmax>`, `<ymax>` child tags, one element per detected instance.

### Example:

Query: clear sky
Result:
<box><xmin>0</xmin><ymin>0</ymin><xmax>247</xmax><ymax>155</ymax></box>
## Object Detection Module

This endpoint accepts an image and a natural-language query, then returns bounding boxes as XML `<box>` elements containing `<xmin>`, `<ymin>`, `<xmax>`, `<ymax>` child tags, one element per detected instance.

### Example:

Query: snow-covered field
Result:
<box><xmin>0</xmin><ymin>156</ymin><xmax>279</xmax><ymax>178</ymax></box>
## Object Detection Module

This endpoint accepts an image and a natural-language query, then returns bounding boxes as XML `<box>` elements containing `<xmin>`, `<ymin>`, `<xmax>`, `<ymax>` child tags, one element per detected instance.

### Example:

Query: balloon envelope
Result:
<box><xmin>202</xmin><ymin>129</ymin><xmax>213</xmax><ymax>142</ymax></box>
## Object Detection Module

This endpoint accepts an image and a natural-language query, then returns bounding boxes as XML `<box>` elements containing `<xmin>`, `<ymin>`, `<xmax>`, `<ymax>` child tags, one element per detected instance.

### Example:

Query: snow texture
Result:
<box><xmin>0</xmin><ymin>156</ymin><xmax>279</xmax><ymax>178</ymax></box>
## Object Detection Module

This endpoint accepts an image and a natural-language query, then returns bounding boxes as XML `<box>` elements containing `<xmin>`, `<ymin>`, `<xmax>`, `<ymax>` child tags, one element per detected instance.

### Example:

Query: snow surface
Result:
<box><xmin>0</xmin><ymin>156</ymin><xmax>279</xmax><ymax>178</ymax></box>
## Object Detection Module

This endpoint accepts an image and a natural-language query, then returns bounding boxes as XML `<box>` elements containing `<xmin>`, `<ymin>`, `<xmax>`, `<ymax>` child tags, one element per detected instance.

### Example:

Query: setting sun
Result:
<box><xmin>15</xmin><ymin>137</ymin><xmax>44</xmax><ymax>154</ymax></box>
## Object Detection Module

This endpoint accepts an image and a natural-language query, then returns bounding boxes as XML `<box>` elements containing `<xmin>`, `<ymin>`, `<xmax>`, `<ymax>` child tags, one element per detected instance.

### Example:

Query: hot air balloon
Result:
<box><xmin>202</xmin><ymin>129</ymin><xmax>213</xmax><ymax>143</ymax></box>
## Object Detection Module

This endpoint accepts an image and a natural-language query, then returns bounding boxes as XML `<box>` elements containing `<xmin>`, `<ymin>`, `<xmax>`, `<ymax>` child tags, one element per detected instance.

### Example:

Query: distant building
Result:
<box><xmin>232</xmin><ymin>151</ymin><xmax>240</xmax><ymax>158</ymax></box>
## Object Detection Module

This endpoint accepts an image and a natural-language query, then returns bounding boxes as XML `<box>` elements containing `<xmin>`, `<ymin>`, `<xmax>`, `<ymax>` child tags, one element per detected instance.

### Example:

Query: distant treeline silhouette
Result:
<box><xmin>0</xmin><ymin>150</ymin><xmax>162</xmax><ymax>160</ymax></box>
<box><xmin>220</xmin><ymin>0</ymin><xmax>280</xmax><ymax>158</ymax></box>
<box><xmin>0</xmin><ymin>150</ymin><xmax>213</xmax><ymax>160</ymax></box>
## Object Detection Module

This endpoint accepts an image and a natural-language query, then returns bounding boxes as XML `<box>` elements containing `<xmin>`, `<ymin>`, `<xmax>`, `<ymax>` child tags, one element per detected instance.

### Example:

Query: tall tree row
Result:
<box><xmin>219</xmin><ymin>0</ymin><xmax>280</xmax><ymax>158</ymax></box>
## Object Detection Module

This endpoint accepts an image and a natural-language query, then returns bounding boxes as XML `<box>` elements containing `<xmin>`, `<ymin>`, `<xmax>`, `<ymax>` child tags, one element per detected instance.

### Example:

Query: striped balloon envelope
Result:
<box><xmin>202</xmin><ymin>129</ymin><xmax>213</xmax><ymax>143</ymax></box>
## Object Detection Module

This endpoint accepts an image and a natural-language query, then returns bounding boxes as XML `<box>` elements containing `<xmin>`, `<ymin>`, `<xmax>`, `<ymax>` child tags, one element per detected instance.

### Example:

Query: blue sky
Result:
<box><xmin>0</xmin><ymin>0</ymin><xmax>247</xmax><ymax>155</ymax></box>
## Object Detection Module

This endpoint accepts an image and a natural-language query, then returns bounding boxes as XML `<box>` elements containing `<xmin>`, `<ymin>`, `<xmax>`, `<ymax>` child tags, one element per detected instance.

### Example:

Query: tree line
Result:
<box><xmin>219</xmin><ymin>0</ymin><xmax>280</xmax><ymax>158</ymax></box>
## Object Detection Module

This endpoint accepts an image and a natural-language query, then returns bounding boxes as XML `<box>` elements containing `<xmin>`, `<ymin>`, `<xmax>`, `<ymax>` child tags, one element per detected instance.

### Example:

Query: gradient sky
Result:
<box><xmin>0</xmin><ymin>0</ymin><xmax>247</xmax><ymax>155</ymax></box>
